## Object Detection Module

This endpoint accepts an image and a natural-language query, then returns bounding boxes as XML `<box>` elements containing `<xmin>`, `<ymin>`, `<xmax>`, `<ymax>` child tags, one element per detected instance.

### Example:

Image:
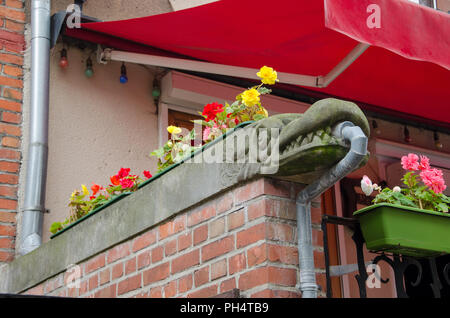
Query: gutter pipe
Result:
<box><xmin>18</xmin><ymin>0</ymin><xmax>51</xmax><ymax>255</ymax></box>
<box><xmin>296</xmin><ymin>121</ymin><xmax>368</xmax><ymax>298</ymax></box>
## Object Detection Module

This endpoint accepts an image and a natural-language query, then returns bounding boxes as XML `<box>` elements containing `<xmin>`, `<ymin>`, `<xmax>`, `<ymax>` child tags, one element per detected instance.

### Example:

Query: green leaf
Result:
<box><xmin>253</xmin><ymin>114</ymin><xmax>266</xmax><ymax>121</ymax></box>
<box><xmin>50</xmin><ymin>222</ymin><xmax>63</xmax><ymax>234</ymax></box>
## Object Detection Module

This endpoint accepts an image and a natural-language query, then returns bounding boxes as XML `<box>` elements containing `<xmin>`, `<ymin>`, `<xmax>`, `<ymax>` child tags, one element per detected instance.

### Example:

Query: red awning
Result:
<box><xmin>65</xmin><ymin>0</ymin><xmax>450</xmax><ymax>126</ymax></box>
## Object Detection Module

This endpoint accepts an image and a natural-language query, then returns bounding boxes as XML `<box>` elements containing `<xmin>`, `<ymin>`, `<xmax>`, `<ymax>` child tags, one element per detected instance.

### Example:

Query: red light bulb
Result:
<box><xmin>59</xmin><ymin>49</ymin><xmax>68</xmax><ymax>69</ymax></box>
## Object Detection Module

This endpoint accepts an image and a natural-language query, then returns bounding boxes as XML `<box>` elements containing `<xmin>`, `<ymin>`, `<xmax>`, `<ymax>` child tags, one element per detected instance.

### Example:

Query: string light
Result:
<box><xmin>434</xmin><ymin>131</ymin><xmax>443</xmax><ymax>149</ymax></box>
<box><xmin>372</xmin><ymin>120</ymin><xmax>381</xmax><ymax>135</ymax></box>
<box><xmin>120</xmin><ymin>63</ymin><xmax>128</xmax><ymax>84</ymax></box>
<box><xmin>404</xmin><ymin>126</ymin><xmax>412</xmax><ymax>143</ymax></box>
<box><xmin>84</xmin><ymin>57</ymin><xmax>94</xmax><ymax>78</ymax></box>
<box><xmin>59</xmin><ymin>48</ymin><xmax>68</xmax><ymax>69</ymax></box>
<box><xmin>152</xmin><ymin>78</ymin><xmax>161</xmax><ymax>102</ymax></box>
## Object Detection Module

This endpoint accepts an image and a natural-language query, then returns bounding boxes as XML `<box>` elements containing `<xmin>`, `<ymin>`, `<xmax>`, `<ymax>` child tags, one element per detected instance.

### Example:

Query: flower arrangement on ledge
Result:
<box><xmin>50</xmin><ymin>66</ymin><xmax>279</xmax><ymax>235</ymax></box>
<box><xmin>150</xmin><ymin>65</ymin><xmax>277</xmax><ymax>173</ymax></box>
<box><xmin>361</xmin><ymin>153</ymin><xmax>449</xmax><ymax>212</ymax></box>
<box><xmin>50</xmin><ymin>168</ymin><xmax>153</xmax><ymax>234</ymax></box>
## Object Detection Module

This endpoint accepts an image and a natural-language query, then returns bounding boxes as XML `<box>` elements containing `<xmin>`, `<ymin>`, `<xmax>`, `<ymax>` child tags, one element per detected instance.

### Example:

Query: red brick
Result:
<box><xmin>131</xmin><ymin>230</ymin><xmax>156</xmax><ymax>253</ymax></box>
<box><xmin>94</xmin><ymin>284</ymin><xmax>116</xmax><ymax>298</ymax></box>
<box><xmin>149</xmin><ymin>286</ymin><xmax>162</xmax><ymax>298</ymax></box>
<box><xmin>0</xmin><ymin>224</ymin><xmax>15</xmax><ymax>236</ymax></box>
<box><xmin>0</xmin><ymin>53</ymin><xmax>23</xmax><ymax>66</ymax></box>
<box><xmin>0</xmin><ymin>165</ymin><xmax>18</xmax><ymax>180</ymax></box>
<box><xmin>228</xmin><ymin>252</ymin><xmax>246</xmax><ymax>275</ymax></box>
<box><xmin>2</xmin><ymin>112</ymin><xmax>21</xmax><ymax>124</ymax></box>
<box><xmin>220</xmin><ymin>278</ymin><xmax>236</xmax><ymax>294</ymax></box>
<box><xmin>3</xmin><ymin>64</ymin><xmax>22</xmax><ymax>77</ymax></box>
<box><xmin>2</xmin><ymin>136</ymin><xmax>20</xmax><ymax>148</ymax></box>
<box><xmin>0</xmin><ymin>250</ymin><xmax>13</xmax><ymax>262</ymax></box>
<box><xmin>0</xmin><ymin>148</ymin><xmax>20</xmax><ymax>160</ymax></box>
<box><xmin>268</xmin><ymin>244</ymin><xmax>298</xmax><ymax>265</ymax></box>
<box><xmin>143</xmin><ymin>262</ymin><xmax>170</xmax><ymax>285</ymax></box>
<box><xmin>227</xmin><ymin>209</ymin><xmax>245</xmax><ymax>231</ymax></box>
<box><xmin>211</xmin><ymin>259</ymin><xmax>227</xmax><ymax>281</ymax></box>
<box><xmin>0</xmin><ymin>99</ymin><xmax>21</xmax><ymax>112</ymax></box>
<box><xmin>3</xmin><ymin>40</ymin><xmax>24</xmax><ymax>53</ymax></box>
<box><xmin>0</xmin><ymin>76</ymin><xmax>22</xmax><ymax>88</ymax></box>
<box><xmin>125</xmin><ymin>257</ymin><xmax>137</xmax><ymax>275</ymax></box>
<box><xmin>171</xmin><ymin>249</ymin><xmax>199</xmax><ymax>274</ymax></box>
<box><xmin>118</xmin><ymin>273</ymin><xmax>142</xmax><ymax>295</ymax></box>
<box><xmin>0</xmin><ymin>211</ymin><xmax>15</xmax><ymax>222</ymax></box>
<box><xmin>188</xmin><ymin>205</ymin><xmax>216</xmax><ymax>227</ymax></box>
<box><xmin>238</xmin><ymin>267</ymin><xmax>269</xmax><ymax>291</ymax></box>
<box><xmin>266</xmin><ymin>222</ymin><xmax>294</xmax><ymax>243</ymax></box>
<box><xmin>0</xmin><ymin>7</ymin><xmax>25</xmax><ymax>22</ymax></box>
<box><xmin>159</xmin><ymin>214</ymin><xmax>186</xmax><ymax>239</ymax></box>
<box><xmin>5</xmin><ymin>0</ymin><xmax>24</xmax><ymax>9</ymax></box>
<box><xmin>193</xmin><ymin>224</ymin><xmax>208</xmax><ymax>245</ymax></box>
<box><xmin>151</xmin><ymin>246</ymin><xmax>163</xmax><ymax>263</ymax></box>
<box><xmin>107</xmin><ymin>242</ymin><xmax>130</xmax><ymax>263</ymax></box>
<box><xmin>268</xmin><ymin>266</ymin><xmax>297</xmax><ymax>287</ymax></box>
<box><xmin>164</xmin><ymin>281</ymin><xmax>177</xmax><ymax>298</ymax></box>
<box><xmin>88</xmin><ymin>274</ymin><xmax>99</xmax><ymax>292</ymax></box>
<box><xmin>164</xmin><ymin>238</ymin><xmax>177</xmax><ymax>256</ymax></box>
<box><xmin>99</xmin><ymin>268</ymin><xmax>110</xmax><ymax>286</ymax></box>
<box><xmin>79</xmin><ymin>280</ymin><xmax>88</xmax><ymax>296</ymax></box>
<box><xmin>247</xmin><ymin>243</ymin><xmax>267</xmax><ymax>267</ymax></box>
<box><xmin>2</xmin><ymin>87</ymin><xmax>22</xmax><ymax>101</ymax></box>
<box><xmin>209</xmin><ymin>217</ymin><xmax>225</xmax><ymax>238</ymax></box>
<box><xmin>137</xmin><ymin>251</ymin><xmax>151</xmax><ymax>270</ymax></box>
<box><xmin>235</xmin><ymin>179</ymin><xmax>264</xmax><ymax>204</ymax></box>
<box><xmin>4</xmin><ymin>20</ymin><xmax>24</xmax><ymax>32</ymax></box>
<box><xmin>187</xmin><ymin>284</ymin><xmax>218</xmax><ymax>298</ymax></box>
<box><xmin>85</xmin><ymin>254</ymin><xmax>106</xmax><ymax>274</ymax></box>
<box><xmin>0</xmin><ymin>197</ymin><xmax>16</xmax><ymax>210</ymax></box>
<box><xmin>236</xmin><ymin>223</ymin><xmax>265</xmax><ymax>248</ymax></box>
<box><xmin>0</xmin><ymin>237</ymin><xmax>13</xmax><ymax>248</ymax></box>
<box><xmin>201</xmin><ymin>235</ymin><xmax>234</xmax><ymax>262</ymax></box>
<box><xmin>0</xmin><ymin>123</ymin><xmax>21</xmax><ymax>136</ymax></box>
<box><xmin>311</xmin><ymin>204</ymin><xmax>323</xmax><ymax>225</ymax></box>
<box><xmin>194</xmin><ymin>265</ymin><xmax>209</xmax><ymax>287</ymax></box>
<box><xmin>0</xmin><ymin>174</ymin><xmax>17</xmax><ymax>185</ymax></box>
<box><xmin>312</xmin><ymin>228</ymin><xmax>324</xmax><ymax>247</ymax></box>
<box><xmin>177</xmin><ymin>232</ymin><xmax>191</xmax><ymax>251</ymax></box>
<box><xmin>111</xmin><ymin>263</ymin><xmax>123</xmax><ymax>280</ymax></box>
<box><xmin>178</xmin><ymin>274</ymin><xmax>193</xmax><ymax>294</ymax></box>
<box><xmin>264</xmin><ymin>198</ymin><xmax>296</xmax><ymax>221</ymax></box>
<box><xmin>247</xmin><ymin>199</ymin><xmax>266</xmax><ymax>220</ymax></box>
<box><xmin>216</xmin><ymin>193</ymin><xmax>233</xmax><ymax>214</ymax></box>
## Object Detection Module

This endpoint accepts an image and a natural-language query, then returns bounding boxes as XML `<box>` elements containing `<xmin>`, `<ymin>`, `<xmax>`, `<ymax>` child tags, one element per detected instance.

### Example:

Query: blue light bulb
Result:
<box><xmin>120</xmin><ymin>75</ymin><xmax>128</xmax><ymax>84</ymax></box>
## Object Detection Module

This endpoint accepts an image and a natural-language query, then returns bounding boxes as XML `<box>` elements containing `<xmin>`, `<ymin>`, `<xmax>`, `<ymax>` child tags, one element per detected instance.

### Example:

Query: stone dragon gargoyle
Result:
<box><xmin>191</xmin><ymin>98</ymin><xmax>370</xmax><ymax>185</ymax></box>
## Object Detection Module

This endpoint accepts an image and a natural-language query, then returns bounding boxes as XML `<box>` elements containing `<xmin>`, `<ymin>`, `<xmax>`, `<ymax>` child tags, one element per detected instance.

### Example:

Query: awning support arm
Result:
<box><xmin>98</xmin><ymin>43</ymin><xmax>370</xmax><ymax>88</ymax></box>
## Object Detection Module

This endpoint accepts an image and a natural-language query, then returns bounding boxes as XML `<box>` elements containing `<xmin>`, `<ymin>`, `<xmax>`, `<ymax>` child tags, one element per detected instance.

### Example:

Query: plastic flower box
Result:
<box><xmin>353</xmin><ymin>203</ymin><xmax>450</xmax><ymax>258</ymax></box>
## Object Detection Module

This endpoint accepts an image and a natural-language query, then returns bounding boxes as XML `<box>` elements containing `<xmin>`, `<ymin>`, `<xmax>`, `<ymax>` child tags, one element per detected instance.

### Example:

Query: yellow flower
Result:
<box><xmin>81</xmin><ymin>184</ymin><xmax>89</xmax><ymax>196</ymax></box>
<box><xmin>70</xmin><ymin>190</ymin><xmax>78</xmax><ymax>199</ymax></box>
<box><xmin>167</xmin><ymin>125</ymin><xmax>182</xmax><ymax>135</ymax></box>
<box><xmin>241</xmin><ymin>88</ymin><xmax>261</xmax><ymax>107</ymax></box>
<box><xmin>257</xmin><ymin>66</ymin><xmax>279</xmax><ymax>85</ymax></box>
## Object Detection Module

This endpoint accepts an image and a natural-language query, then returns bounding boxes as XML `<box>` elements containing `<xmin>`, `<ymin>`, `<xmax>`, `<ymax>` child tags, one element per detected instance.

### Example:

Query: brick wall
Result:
<box><xmin>21</xmin><ymin>178</ymin><xmax>327</xmax><ymax>298</ymax></box>
<box><xmin>0</xmin><ymin>0</ymin><xmax>25</xmax><ymax>263</ymax></box>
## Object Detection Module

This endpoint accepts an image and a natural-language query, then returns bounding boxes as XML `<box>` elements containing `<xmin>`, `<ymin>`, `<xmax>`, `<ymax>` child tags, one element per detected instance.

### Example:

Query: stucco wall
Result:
<box><xmin>40</xmin><ymin>45</ymin><xmax>159</xmax><ymax>242</ymax></box>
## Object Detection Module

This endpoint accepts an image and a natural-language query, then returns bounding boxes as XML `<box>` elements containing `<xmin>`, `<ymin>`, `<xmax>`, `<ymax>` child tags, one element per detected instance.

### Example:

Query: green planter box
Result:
<box><xmin>353</xmin><ymin>203</ymin><xmax>450</xmax><ymax>258</ymax></box>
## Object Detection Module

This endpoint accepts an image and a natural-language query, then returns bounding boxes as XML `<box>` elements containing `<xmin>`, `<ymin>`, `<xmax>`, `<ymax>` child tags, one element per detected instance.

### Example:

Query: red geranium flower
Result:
<box><xmin>117</xmin><ymin>168</ymin><xmax>130</xmax><ymax>179</ymax></box>
<box><xmin>143</xmin><ymin>170</ymin><xmax>152</xmax><ymax>179</ymax></box>
<box><xmin>91</xmin><ymin>184</ymin><xmax>101</xmax><ymax>196</ymax></box>
<box><xmin>110</xmin><ymin>175</ymin><xmax>120</xmax><ymax>186</ymax></box>
<box><xmin>120</xmin><ymin>178</ymin><xmax>134</xmax><ymax>189</ymax></box>
<box><xmin>202</xmin><ymin>102</ymin><xmax>224</xmax><ymax>122</ymax></box>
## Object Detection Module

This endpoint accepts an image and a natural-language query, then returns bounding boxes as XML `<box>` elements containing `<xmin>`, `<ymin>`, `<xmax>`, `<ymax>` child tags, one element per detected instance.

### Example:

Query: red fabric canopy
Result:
<box><xmin>65</xmin><ymin>0</ymin><xmax>450</xmax><ymax>126</ymax></box>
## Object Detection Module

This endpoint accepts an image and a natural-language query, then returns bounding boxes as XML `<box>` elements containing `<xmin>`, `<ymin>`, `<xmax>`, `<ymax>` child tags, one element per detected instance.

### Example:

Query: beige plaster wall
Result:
<box><xmin>42</xmin><ymin>45</ymin><xmax>159</xmax><ymax>242</ymax></box>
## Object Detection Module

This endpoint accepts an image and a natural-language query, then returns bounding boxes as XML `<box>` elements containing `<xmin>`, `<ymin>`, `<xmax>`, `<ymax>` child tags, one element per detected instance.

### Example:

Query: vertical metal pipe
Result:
<box><xmin>296</xmin><ymin>122</ymin><xmax>368</xmax><ymax>298</ymax></box>
<box><xmin>18</xmin><ymin>0</ymin><xmax>51</xmax><ymax>255</ymax></box>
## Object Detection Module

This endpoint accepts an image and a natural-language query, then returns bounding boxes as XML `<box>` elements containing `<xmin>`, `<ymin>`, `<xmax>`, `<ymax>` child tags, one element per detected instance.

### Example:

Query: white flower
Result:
<box><xmin>361</xmin><ymin>175</ymin><xmax>374</xmax><ymax>196</ymax></box>
<box><xmin>393</xmin><ymin>186</ymin><xmax>401</xmax><ymax>192</ymax></box>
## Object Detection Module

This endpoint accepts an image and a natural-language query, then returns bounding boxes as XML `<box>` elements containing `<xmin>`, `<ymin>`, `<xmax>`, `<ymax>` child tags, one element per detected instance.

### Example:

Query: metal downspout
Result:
<box><xmin>18</xmin><ymin>0</ymin><xmax>51</xmax><ymax>255</ymax></box>
<box><xmin>296</xmin><ymin>121</ymin><xmax>368</xmax><ymax>298</ymax></box>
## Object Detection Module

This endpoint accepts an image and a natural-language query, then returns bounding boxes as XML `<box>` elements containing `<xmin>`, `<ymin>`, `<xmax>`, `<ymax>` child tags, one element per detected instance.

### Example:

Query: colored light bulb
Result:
<box><xmin>59</xmin><ymin>49</ymin><xmax>68</xmax><ymax>68</ymax></box>
<box><xmin>85</xmin><ymin>57</ymin><xmax>94</xmax><ymax>78</ymax></box>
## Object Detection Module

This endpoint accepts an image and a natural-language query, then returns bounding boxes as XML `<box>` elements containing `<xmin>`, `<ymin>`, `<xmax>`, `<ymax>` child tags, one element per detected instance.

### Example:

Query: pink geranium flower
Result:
<box><xmin>119</xmin><ymin>178</ymin><xmax>135</xmax><ymax>189</ymax></box>
<box><xmin>418</xmin><ymin>155</ymin><xmax>430</xmax><ymax>171</ymax></box>
<box><xmin>401</xmin><ymin>153</ymin><xmax>419</xmax><ymax>171</ymax></box>
<box><xmin>420</xmin><ymin>168</ymin><xmax>447</xmax><ymax>193</ymax></box>
<box><xmin>143</xmin><ymin>170</ymin><xmax>152</xmax><ymax>179</ymax></box>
